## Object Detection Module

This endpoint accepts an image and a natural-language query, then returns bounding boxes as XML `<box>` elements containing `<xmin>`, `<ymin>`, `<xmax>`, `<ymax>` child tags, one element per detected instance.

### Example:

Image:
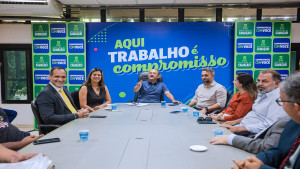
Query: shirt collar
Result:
<box><xmin>49</xmin><ymin>82</ymin><xmax>62</xmax><ymax>92</ymax></box>
<box><xmin>147</xmin><ymin>80</ymin><xmax>158</xmax><ymax>85</ymax></box>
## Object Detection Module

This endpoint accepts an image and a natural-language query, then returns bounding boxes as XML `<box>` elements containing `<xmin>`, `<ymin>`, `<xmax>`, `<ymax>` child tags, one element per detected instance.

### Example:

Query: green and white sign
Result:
<box><xmin>32</xmin><ymin>23</ymin><xmax>49</xmax><ymax>38</ymax></box>
<box><xmin>234</xmin><ymin>21</ymin><xmax>291</xmax><ymax>92</ymax></box>
<box><xmin>31</xmin><ymin>22</ymin><xmax>86</xmax><ymax>130</ymax></box>
<box><xmin>33</xmin><ymin>55</ymin><xmax>50</xmax><ymax>69</ymax></box>
<box><xmin>236</xmin><ymin>22</ymin><xmax>254</xmax><ymax>37</ymax></box>
<box><xmin>236</xmin><ymin>54</ymin><xmax>253</xmax><ymax>69</ymax></box>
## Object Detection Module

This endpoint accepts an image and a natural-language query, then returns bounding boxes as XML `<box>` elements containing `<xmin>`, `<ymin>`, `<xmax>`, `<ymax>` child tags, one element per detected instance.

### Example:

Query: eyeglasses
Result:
<box><xmin>276</xmin><ymin>98</ymin><xmax>294</xmax><ymax>106</ymax></box>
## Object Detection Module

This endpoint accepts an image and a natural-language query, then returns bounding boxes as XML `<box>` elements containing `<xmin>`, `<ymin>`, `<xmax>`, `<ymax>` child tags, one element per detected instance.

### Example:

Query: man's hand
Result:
<box><xmin>231</xmin><ymin>157</ymin><xmax>263</xmax><ymax>169</ymax></box>
<box><xmin>10</xmin><ymin>153</ymin><xmax>39</xmax><ymax>163</ymax></box>
<box><xmin>209</xmin><ymin>114</ymin><xmax>218</xmax><ymax>121</ymax></box>
<box><xmin>133</xmin><ymin>80</ymin><xmax>143</xmax><ymax>92</ymax></box>
<box><xmin>209</xmin><ymin>135</ymin><xmax>229</xmax><ymax>145</ymax></box>
<box><xmin>21</xmin><ymin>135</ymin><xmax>44</xmax><ymax>147</ymax></box>
<box><xmin>137</xmin><ymin>80</ymin><xmax>142</xmax><ymax>88</ymax></box>
<box><xmin>228</xmin><ymin>126</ymin><xmax>248</xmax><ymax>133</ymax></box>
<box><xmin>219</xmin><ymin>123</ymin><xmax>232</xmax><ymax>128</ymax></box>
<box><xmin>200</xmin><ymin>109</ymin><xmax>207</xmax><ymax>115</ymax></box>
<box><xmin>77</xmin><ymin>108</ymin><xmax>89</xmax><ymax>118</ymax></box>
<box><xmin>231</xmin><ymin>159</ymin><xmax>246</xmax><ymax>169</ymax></box>
<box><xmin>244</xmin><ymin>157</ymin><xmax>263</xmax><ymax>169</ymax></box>
<box><xmin>172</xmin><ymin>100</ymin><xmax>181</xmax><ymax>104</ymax></box>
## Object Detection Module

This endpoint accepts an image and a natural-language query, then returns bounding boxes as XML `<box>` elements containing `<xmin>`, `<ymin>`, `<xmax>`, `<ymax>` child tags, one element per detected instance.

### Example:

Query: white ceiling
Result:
<box><xmin>0</xmin><ymin>0</ymin><xmax>299</xmax><ymax>19</ymax></box>
<box><xmin>58</xmin><ymin>0</ymin><xmax>300</xmax><ymax>6</ymax></box>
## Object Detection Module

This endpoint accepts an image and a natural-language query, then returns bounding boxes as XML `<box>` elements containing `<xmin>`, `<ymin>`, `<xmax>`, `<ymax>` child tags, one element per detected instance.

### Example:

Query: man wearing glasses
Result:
<box><xmin>232</xmin><ymin>72</ymin><xmax>300</xmax><ymax>169</ymax></box>
<box><xmin>220</xmin><ymin>70</ymin><xmax>287</xmax><ymax>137</ymax></box>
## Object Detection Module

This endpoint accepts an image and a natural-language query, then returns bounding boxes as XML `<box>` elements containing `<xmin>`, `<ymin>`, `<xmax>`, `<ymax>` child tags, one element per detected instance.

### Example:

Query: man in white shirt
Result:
<box><xmin>188</xmin><ymin>68</ymin><xmax>227</xmax><ymax>115</ymax></box>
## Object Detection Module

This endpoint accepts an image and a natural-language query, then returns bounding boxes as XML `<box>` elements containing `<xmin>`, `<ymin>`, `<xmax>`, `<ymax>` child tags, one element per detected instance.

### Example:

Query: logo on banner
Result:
<box><xmin>51</xmin><ymin>55</ymin><xmax>67</xmax><ymax>68</ymax></box>
<box><xmin>33</xmin><ymin>39</ymin><xmax>49</xmax><ymax>53</ymax></box>
<box><xmin>273</xmin><ymin>54</ymin><xmax>289</xmax><ymax>68</ymax></box>
<box><xmin>68</xmin><ymin>23</ymin><xmax>84</xmax><ymax>37</ymax></box>
<box><xmin>68</xmin><ymin>39</ymin><xmax>84</xmax><ymax>53</ymax></box>
<box><xmin>50</xmin><ymin>23</ymin><xmax>66</xmax><ymax>38</ymax></box>
<box><xmin>255</xmin><ymin>22</ymin><xmax>272</xmax><ymax>37</ymax></box>
<box><xmin>34</xmin><ymin>70</ymin><xmax>50</xmax><ymax>84</ymax></box>
<box><xmin>51</xmin><ymin>39</ymin><xmax>67</xmax><ymax>53</ymax></box>
<box><xmin>69</xmin><ymin>70</ymin><xmax>85</xmax><ymax>84</ymax></box>
<box><xmin>254</xmin><ymin>54</ymin><xmax>271</xmax><ymax>69</ymax></box>
<box><xmin>237</xmin><ymin>22</ymin><xmax>254</xmax><ymax>37</ymax></box>
<box><xmin>274</xmin><ymin>22</ymin><xmax>290</xmax><ymax>36</ymax></box>
<box><xmin>69</xmin><ymin>55</ymin><xmax>84</xmax><ymax>69</ymax></box>
<box><xmin>34</xmin><ymin>55</ymin><xmax>49</xmax><ymax>68</ymax></box>
<box><xmin>236</xmin><ymin>54</ymin><xmax>253</xmax><ymax>68</ymax></box>
<box><xmin>273</xmin><ymin>38</ymin><xmax>290</xmax><ymax>53</ymax></box>
<box><xmin>236</xmin><ymin>38</ymin><xmax>253</xmax><ymax>53</ymax></box>
<box><xmin>69</xmin><ymin>86</ymin><xmax>82</xmax><ymax>92</ymax></box>
<box><xmin>255</xmin><ymin>38</ymin><xmax>272</xmax><ymax>53</ymax></box>
<box><xmin>276</xmin><ymin>70</ymin><xmax>289</xmax><ymax>81</ymax></box>
<box><xmin>33</xmin><ymin>24</ymin><xmax>49</xmax><ymax>38</ymax></box>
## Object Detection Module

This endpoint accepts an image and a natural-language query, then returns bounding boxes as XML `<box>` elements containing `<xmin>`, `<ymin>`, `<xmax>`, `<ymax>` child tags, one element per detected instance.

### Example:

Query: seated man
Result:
<box><xmin>0</xmin><ymin>108</ymin><xmax>43</xmax><ymax>150</ymax></box>
<box><xmin>231</xmin><ymin>72</ymin><xmax>300</xmax><ymax>169</ymax></box>
<box><xmin>210</xmin><ymin>116</ymin><xmax>290</xmax><ymax>154</ymax></box>
<box><xmin>188</xmin><ymin>68</ymin><xmax>227</xmax><ymax>115</ymax></box>
<box><xmin>133</xmin><ymin>69</ymin><xmax>180</xmax><ymax>104</ymax></box>
<box><xmin>36</xmin><ymin>67</ymin><xmax>89</xmax><ymax>126</ymax></box>
<box><xmin>221</xmin><ymin>70</ymin><xmax>287</xmax><ymax>136</ymax></box>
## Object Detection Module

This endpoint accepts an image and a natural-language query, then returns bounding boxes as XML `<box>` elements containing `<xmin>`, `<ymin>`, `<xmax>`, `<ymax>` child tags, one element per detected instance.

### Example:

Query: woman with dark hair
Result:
<box><xmin>210</xmin><ymin>73</ymin><xmax>257</xmax><ymax>121</ymax></box>
<box><xmin>79</xmin><ymin>68</ymin><xmax>111</xmax><ymax>112</ymax></box>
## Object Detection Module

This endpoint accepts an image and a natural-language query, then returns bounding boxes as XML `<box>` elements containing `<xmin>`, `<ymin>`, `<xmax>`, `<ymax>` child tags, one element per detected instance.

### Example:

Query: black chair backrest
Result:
<box><xmin>31</xmin><ymin>100</ymin><xmax>44</xmax><ymax>126</ymax></box>
<box><xmin>133</xmin><ymin>71</ymin><xmax>164</xmax><ymax>102</ymax></box>
<box><xmin>225</xmin><ymin>92</ymin><xmax>232</xmax><ymax>107</ymax></box>
<box><xmin>70</xmin><ymin>90</ymin><xmax>81</xmax><ymax>109</ymax></box>
<box><xmin>137</xmin><ymin>72</ymin><xmax>163</xmax><ymax>82</ymax></box>
<box><xmin>31</xmin><ymin>100</ymin><xmax>61</xmax><ymax>135</ymax></box>
<box><xmin>31</xmin><ymin>100</ymin><xmax>45</xmax><ymax>134</ymax></box>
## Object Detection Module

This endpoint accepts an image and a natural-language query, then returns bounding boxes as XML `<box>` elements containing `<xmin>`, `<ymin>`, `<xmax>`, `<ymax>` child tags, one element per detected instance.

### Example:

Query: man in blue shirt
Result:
<box><xmin>133</xmin><ymin>69</ymin><xmax>181</xmax><ymax>104</ymax></box>
<box><xmin>231</xmin><ymin>72</ymin><xmax>300</xmax><ymax>169</ymax></box>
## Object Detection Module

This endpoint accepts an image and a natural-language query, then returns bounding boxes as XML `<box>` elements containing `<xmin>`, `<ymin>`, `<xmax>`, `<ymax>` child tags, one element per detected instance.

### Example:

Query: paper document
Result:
<box><xmin>0</xmin><ymin>153</ymin><xmax>53</xmax><ymax>169</ymax></box>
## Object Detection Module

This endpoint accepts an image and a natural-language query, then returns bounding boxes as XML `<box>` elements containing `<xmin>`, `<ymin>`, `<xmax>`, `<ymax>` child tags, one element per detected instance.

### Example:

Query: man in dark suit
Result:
<box><xmin>36</xmin><ymin>67</ymin><xmax>89</xmax><ymax>125</ymax></box>
<box><xmin>232</xmin><ymin>72</ymin><xmax>300</xmax><ymax>169</ymax></box>
<box><xmin>210</xmin><ymin>116</ymin><xmax>290</xmax><ymax>154</ymax></box>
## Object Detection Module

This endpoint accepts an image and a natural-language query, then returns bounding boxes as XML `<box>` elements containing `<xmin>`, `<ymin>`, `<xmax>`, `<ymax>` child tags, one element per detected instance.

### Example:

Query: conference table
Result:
<box><xmin>20</xmin><ymin>103</ymin><xmax>253</xmax><ymax>169</ymax></box>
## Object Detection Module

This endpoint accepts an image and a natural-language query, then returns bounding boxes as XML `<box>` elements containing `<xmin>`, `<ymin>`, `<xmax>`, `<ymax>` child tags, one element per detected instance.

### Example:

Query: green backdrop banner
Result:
<box><xmin>31</xmin><ymin>22</ymin><xmax>86</xmax><ymax>129</ymax></box>
<box><xmin>234</xmin><ymin>21</ymin><xmax>291</xmax><ymax>92</ymax></box>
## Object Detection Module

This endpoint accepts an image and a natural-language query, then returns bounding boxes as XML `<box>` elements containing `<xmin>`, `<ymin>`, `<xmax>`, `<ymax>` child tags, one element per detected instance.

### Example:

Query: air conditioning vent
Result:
<box><xmin>0</xmin><ymin>0</ymin><xmax>63</xmax><ymax>17</ymax></box>
<box><xmin>0</xmin><ymin>1</ymin><xmax>47</xmax><ymax>5</ymax></box>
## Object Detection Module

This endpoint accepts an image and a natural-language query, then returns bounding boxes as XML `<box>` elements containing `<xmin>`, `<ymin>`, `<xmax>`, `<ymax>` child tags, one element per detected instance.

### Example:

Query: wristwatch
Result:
<box><xmin>217</xmin><ymin>116</ymin><xmax>221</xmax><ymax>121</ymax></box>
<box><xmin>205</xmin><ymin>107</ymin><xmax>209</xmax><ymax>111</ymax></box>
<box><xmin>74</xmin><ymin>113</ymin><xmax>79</xmax><ymax>119</ymax></box>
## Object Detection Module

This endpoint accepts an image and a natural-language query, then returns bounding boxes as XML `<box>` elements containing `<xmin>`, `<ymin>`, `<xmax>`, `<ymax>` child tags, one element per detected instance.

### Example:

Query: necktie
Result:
<box><xmin>59</xmin><ymin>89</ymin><xmax>77</xmax><ymax>114</ymax></box>
<box><xmin>279</xmin><ymin>134</ymin><xmax>300</xmax><ymax>169</ymax></box>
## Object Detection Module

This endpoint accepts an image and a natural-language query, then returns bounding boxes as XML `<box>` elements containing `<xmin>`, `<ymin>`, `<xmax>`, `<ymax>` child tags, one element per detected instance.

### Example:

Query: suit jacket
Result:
<box><xmin>256</xmin><ymin>119</ymin><xmax>300</xmax><ymax>169</ymax></box>
<box><xmin>36</xmin><ymin>83</ymin><xmax>78</xmax><ymax>125</ymax></box>
<box><xmin>232</xmin><ymin>117</ymin><xmax>290</xmax><ymax>154</ymax></box>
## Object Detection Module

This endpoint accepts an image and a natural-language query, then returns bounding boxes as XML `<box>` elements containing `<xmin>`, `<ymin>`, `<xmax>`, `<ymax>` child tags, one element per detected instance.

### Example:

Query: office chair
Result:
<box><xmin>31</xmin><ymin>100</ymin><xmax>61</xmax><ymax>135</ymax></box>
<box><xmin>70</xmin><ymin>90</ymin><xmax>81</xmax><ymax>110</ymax></box>
<box><xmin>133</xmin><ymin>71</ymin><xmax>164</xmax><ymax>102</ymax></box>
